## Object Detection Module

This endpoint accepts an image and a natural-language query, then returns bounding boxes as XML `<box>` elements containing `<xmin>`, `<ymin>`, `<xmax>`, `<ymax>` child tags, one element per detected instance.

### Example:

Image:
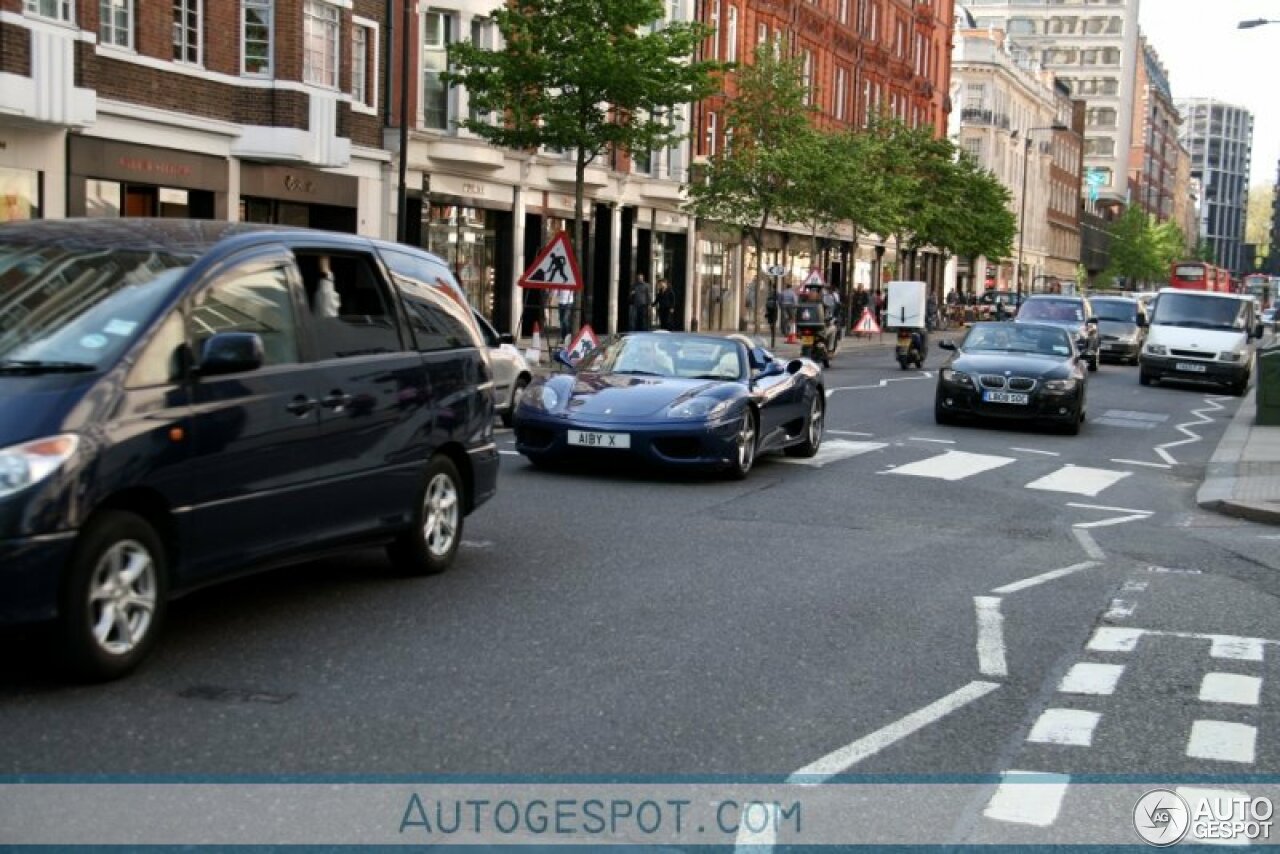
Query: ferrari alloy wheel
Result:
<box><xmin>786</xmin><ymin>394</ymin><xmax>824</xmax><ymax>458</ymax></box>
<box><xmin>729</xmin><ymin>410</ymin><xmax>758</xmax><ymax>480</ymax></box>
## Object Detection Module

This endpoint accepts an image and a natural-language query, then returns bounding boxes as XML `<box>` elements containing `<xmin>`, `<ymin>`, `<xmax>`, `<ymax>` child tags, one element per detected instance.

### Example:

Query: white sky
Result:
<box><xmin>1138</xmin><ymin>0</ymin><xmax>1278</xmax><ymax>188</ymax></box>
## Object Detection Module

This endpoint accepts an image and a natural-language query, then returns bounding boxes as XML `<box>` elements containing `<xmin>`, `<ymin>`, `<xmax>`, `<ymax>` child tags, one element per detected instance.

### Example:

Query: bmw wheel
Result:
<box><xmin>786</xmin><ymin>393</ymin><xmax>824</xmax><ymax>458</ymax></box>
<box><xmin>728</xmin><ymin>410</ymin><xmax>758</xmax><ymax>480</ymax></box>
<box><xmin>388</xmin><ymin>455</ymin><xmax>464</xmax><ymax>576</ymax></box>
<box><xmin>61</xmin><ymin>510</ymin><xmax>167</xmax><ymax>681</ymax></box>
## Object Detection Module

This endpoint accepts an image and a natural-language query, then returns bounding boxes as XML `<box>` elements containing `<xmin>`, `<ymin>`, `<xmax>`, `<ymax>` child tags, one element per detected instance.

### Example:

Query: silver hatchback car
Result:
<box><xmin>473</xmin><ymin>310</ymin><xmax>533</xmax><ymax>427</ymax></box>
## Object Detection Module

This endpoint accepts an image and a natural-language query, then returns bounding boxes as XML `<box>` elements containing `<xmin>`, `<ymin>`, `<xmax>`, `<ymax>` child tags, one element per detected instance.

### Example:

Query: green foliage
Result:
<box><xmin>684</xmin><ymin>44</ymin><xmax>814</xmax><ymax>250</ymax></box>
<box><xmin>1104</xmin><ymin>207</ymin><xmax>1185</xmax><ymax>285</ymax></box>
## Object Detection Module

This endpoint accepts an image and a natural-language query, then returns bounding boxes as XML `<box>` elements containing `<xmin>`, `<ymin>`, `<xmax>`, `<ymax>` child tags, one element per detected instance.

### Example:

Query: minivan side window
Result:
<box><xmin>188</xmin><ymin>265</ymin><xmax>300</xmax><ymax>367</ymax></box>
<box><xmin>378</xmin><ymin>247</ymin><xmax>480</xmax><ymax>352</ymax></box>
<box><xmin>127</xmin><ymin>311</ymin><xmax>187</xmax><ymax>388</ymax></box>
<box><xmin>294</xmin><ymin>250</ymin><xmax>404</xmax><ymax>359</ymax></box>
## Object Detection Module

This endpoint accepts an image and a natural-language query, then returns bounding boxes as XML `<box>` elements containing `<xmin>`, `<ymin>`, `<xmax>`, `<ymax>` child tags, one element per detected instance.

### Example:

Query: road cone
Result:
<box><xmin>786</xmin><ymin>327</ymin><xmax>797</xmax><ymax>344</ymax></box>
<box><xmin>525</xmin><ymin>321</ymin><xmax>544</xmax><ymax>364</ymax></box>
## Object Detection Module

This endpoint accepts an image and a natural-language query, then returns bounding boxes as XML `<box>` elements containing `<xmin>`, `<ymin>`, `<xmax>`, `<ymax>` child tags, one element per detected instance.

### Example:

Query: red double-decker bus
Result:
<box><xmin>1170</xmin><ymin>261</ymin><xmax>1231</xmax><ymax>292</ymax></box>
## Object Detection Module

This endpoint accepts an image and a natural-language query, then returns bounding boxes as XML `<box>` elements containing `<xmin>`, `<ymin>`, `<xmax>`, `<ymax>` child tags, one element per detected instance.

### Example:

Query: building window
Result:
<box><xmin>757</xmin><ymin>22</ymin><xmax>767</xmax><ymax>44</ymax></box>
<box><xmin>725</xmin><ymin>6</ymin><xmax>737</xmax><ymax>62</ymax></box>
<box><xmin>834</xmin><ymin>66</ymin><xmax>848</xmax><ymax>121</ymax></box>
<box><xmin>24</xmin><ymin>0</ymin><xmax>72</xmax><ymax>22</ymax></box>
<box><xmin>801</xmin><ymin>49</ymin><xmax>812</xmax><ymax>105</ymax></box>
<box><xmin>172</xmin><ymin>0</ymin><xmax>201</xmax><ymax>64</ymax></box>
<box><xmin>706</xmin><ymin>111</ymin><xmax>717</xmax><ymax>157</ymax></box>
<box><xmin>423</xmin><ymin>10</ymin><xmax>452</xmax><ymax>130</ymax></box>
<box><xmin>100</xmin><ymin>0</ymin><xmax>132</xmax><ymax>47</ymax></box>
<box><xmin>0</xmin><ymin>167</ymin><xmax>41</xmax><ymax>222</ymax></box>
<box><xmin>241</xmin><ymin>0</ymin><xmax>272</xmax><ymax>75</ymax></box>
<box><xmin>303</xmin><ymin>0</ymin><xmax>339</xmax><ymax>87</ymax></box>
<box><xmin>707</xmin><ymin>0</ymin><xmax>719</xmax><ymax>59</ymax></box>
<box><xmin>352</xmin><ymin>24</ymin><xmax>372</xmax><ymax>106</ymax></box>
<box><xmin>963</xmin><ymin>137</ymin><xmax>982</xmax><ymax>159</ymax></box>
<box><xmin>838</xmin><ymin>0</ymin><xmax>848</xmax><ymax>23</ymax></box>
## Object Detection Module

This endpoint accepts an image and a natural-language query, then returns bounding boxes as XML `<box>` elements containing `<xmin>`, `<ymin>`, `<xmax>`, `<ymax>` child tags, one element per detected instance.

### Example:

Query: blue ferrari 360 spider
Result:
<box><xmin>513</xmin><ymin>333</ymin><xmax>826</xmax><ymax>478</ymax></box>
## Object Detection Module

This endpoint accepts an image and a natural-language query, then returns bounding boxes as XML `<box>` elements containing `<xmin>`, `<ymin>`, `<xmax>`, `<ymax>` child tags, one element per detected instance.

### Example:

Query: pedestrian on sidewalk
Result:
<box><xmin>555</xmin><ymin>288</ymin><xmax>575</xmax><ymax>343</ymax></box>
<box><xmin>779</xmin><ymin>280</ymin><xmax>798</xmax><ymax>336</ymax></box>
<box><xmin>655</xmin><ymin>278</ymin><xmax>675</xmax><ymax>331</ymax></box>
<box><xmin>629</xmin><ymin>273</ymin><xmax>652</xmax><ymax>331</ymax></box>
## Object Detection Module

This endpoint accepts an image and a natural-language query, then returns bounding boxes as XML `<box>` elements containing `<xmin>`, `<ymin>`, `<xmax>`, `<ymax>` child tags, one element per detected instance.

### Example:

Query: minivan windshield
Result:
<box><xmin>1151</xmin><ymin>292</ymin><xmax>1251</xmax><ymax>332</ymax></box>
<box><xmin>1091</xmin><ymin>299</ymin><xmax>1138</xmax><ymax>323</ymax></box>
<box><xmin>1017</xmin><ymin>299</ymin><xmax>1084</xmax><ymax>323</ymax></box>
<box><xmin>0</xmin><ymin>242</ymin><xmax>192</xmax><ymax>371</ymax></box>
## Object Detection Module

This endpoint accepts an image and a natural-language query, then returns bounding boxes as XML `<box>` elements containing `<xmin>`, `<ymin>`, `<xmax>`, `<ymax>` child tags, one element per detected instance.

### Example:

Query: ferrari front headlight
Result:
<box><xmin>669</xmin><ymin>396</ymin><xmax>732</xmax><ymax>419</ymax></box>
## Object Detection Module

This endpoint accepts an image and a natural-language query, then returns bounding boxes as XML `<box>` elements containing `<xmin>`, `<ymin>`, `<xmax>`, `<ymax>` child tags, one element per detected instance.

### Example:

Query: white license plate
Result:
<box><xmin>568</xmin><ymin>430</ymin><xmax>631</xmax><ymax>449</ymax></box>
<box><xmin>1175</xmin><ymin>362</ymin><xmax>1207</xmax><ymax>373</ymax></box>
<box><xmin>983</xmin><ymin>390</ymin><xmax>1030</xmax><ymax>405</ymax></box>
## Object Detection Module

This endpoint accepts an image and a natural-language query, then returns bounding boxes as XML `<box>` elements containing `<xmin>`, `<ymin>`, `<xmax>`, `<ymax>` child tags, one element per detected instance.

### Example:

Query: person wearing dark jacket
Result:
<box><xmin>655</xmin><ymin>279</ymin><xmax>676</xmax><ymax>331</ymax></box>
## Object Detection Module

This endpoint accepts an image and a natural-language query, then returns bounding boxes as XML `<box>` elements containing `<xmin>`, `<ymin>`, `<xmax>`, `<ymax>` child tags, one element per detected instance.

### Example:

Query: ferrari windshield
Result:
<box><xmin>577</xmin><ymin>333</ymin><xmax>745</xmax><ymax>380</ymax></box>
<box><xmin>0</xmin><ymin>241</ymin><xmax>193</xmax><ymax>371</ymax></box>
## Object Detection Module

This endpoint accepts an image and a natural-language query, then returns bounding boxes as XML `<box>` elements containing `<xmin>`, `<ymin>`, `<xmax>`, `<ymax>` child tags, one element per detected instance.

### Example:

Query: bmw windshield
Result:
<box><xmin>0</xmin><ymin>242</ymin><xmax>192</xmax><ymax>372</ymax></box>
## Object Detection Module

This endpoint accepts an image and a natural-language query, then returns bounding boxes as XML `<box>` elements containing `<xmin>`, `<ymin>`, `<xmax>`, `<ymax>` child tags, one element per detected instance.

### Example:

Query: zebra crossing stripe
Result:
<box><xmin>883</xmin><ymin>450</ymin><xmax>1016</xmax><ymax>481</ymax></box>
<box><xmin>1025</xmin><ymin>465</ymin><xmax>1131</xmax><ymax>497</ymax></box>
<box><xmin>982</xmin><ymin>771</ymin><xmax>1071</xmax><ymax>827</ymax></box>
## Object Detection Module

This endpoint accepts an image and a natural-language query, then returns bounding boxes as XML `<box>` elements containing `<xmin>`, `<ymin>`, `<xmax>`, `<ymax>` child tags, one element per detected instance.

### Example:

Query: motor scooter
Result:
<box><xmin>796</xmin><ymin>303</ymin><xmax>837</xmax><ymax>368</ymax></box>
<box><xmin>895</xmin><ymin>327</ymin><xmax>928</xmax><ymax>370</ymax></box>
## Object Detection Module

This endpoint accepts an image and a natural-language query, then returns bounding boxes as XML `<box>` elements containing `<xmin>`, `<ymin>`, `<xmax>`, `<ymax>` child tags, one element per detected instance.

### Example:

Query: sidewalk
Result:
<box><xmin>1197</xmin><ymin>382</ymin><xmax>1280</xmax><ymax>524</ymax></box>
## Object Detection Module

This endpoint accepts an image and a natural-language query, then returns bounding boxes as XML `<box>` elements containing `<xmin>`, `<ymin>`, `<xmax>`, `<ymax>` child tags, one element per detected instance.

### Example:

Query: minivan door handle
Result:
<box><xmin>286</xmin><ymin>395</ymin><xmax>317</xmax><ymax>416</ymax></box>
<box><xmin>320</xmin><ymin>391</ymin><xmax>354</xmax><ymax>411</ymax></box>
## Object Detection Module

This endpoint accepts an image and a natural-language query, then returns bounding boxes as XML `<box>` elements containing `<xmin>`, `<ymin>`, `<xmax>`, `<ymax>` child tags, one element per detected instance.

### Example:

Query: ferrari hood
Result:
<box><xmin>566</xmin><ymin>376</ymin><xmax>721</xmax><ymax>417</ymax></box>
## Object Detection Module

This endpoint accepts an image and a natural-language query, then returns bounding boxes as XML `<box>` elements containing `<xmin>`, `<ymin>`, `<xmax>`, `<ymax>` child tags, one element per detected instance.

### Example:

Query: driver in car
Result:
<box><xmin>616</xmin><ymin>336</ymin><xmax>675</xmax><ymax>375</ymax></box>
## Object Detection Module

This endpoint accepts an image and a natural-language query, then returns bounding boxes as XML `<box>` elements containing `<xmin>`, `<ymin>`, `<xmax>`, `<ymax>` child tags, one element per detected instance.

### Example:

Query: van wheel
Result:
<box><xmin>60</xmin><ymin>511</ymin><xmax>167</xmax><ymax>681</ymax></box>
<box><xmin>388</xmin><ymin>456</ymin><xmax>464</xmax><ymax>576</ymax></box>
<box><xmin>1230</xmin><ymin>376</ymin><xmax>1249</xmax><ymax>397</ymax></box>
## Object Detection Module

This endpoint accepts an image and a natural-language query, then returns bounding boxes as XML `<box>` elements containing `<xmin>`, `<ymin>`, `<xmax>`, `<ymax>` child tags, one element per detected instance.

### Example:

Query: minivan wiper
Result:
<box><xmin>0</xmin><ymin>359</ymin><xmax>97</xmax><ymax>374</ymax></box>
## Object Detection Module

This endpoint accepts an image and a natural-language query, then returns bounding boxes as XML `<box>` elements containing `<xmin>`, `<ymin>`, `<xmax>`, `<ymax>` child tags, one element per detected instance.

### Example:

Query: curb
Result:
<box><xmin>1196</xmin><ymin>385</ymin><xmax>1280</xmax><ymax>524</ymax></box>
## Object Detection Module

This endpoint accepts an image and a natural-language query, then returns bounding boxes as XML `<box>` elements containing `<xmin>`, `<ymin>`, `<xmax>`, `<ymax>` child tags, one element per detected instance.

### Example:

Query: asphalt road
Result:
<box><xmin>3</xmin><ymin>339</ymin><xmax>1278</xmax><ymax>841</ymax></box>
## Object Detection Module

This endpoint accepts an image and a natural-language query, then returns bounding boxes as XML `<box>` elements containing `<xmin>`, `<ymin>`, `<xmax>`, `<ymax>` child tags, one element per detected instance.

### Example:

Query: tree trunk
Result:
<box><xmin>574</xmin><ymin>148</ymin><xmax>588</xmax><ymax>331</ymax></box>
<box><xmin>752</xmin><ymin>210</ymin><xmax>773</xmax><ymax>335</ymax></box>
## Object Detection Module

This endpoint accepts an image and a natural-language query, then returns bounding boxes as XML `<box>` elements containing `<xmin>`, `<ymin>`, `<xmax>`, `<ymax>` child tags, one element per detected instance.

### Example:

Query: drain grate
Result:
<box><xmin>178</xmin><ymin>685</ymin><xmax>295</xmax><ymax>704</ymax></box>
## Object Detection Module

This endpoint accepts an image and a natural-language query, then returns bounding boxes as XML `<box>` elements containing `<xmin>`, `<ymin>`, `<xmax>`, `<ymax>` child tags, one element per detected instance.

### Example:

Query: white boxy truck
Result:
<box><xmin>886</xmin><ymin>281</ymin><xmax>927</xmax><ymax>329</ymax></box>
<box><xmin>1139</xmin><ymin>287</ymin><xmax>1263</xmax><ymax>396</ymax></box>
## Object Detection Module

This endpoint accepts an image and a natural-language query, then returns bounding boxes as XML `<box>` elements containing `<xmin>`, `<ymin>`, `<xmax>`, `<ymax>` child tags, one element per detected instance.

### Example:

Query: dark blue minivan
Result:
<box><xmin>0</xmin><ymin>220</ymin><xmax>499</xmax><ymax>679</ymax></box>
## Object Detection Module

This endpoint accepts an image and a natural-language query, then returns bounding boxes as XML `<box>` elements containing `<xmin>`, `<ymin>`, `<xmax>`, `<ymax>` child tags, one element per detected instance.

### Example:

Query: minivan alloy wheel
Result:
<box><xmin>422</xmin><ymin>471</ymin><xmax>460</xmax><ymax>559</ymax></box>
<box><xmin>88</xmin><ymin>540</ymin><xmax>158</xmax><ymax>656</ymax></box>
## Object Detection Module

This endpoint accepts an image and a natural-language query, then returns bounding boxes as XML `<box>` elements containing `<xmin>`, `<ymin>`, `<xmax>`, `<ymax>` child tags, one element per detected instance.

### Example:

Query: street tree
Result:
<box><xmin>945</xmin><ymin>153</ymin><xmax>1016</xmax><ymax>278</ymax></box>
<box><xmin>446</xmin><ymin>0</ymin><xmax>722</xmax><ymax>319</ymax></box>
<box><xmin>1104</xmin><ymin>206</ymin><xmax>1182</xmax><ymax>288</ymax></box>
<box><xmin>684</xmin><ymin>44</ymin><xmax>814</xmax><ymax>328</ymax></box>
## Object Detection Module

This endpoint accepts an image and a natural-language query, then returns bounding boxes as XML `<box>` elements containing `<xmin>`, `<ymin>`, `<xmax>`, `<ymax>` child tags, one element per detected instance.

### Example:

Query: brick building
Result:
<box><xmin>0</xmin><ymin>0</ymin><xmax>389</xmax><ymax>232</ymax></box>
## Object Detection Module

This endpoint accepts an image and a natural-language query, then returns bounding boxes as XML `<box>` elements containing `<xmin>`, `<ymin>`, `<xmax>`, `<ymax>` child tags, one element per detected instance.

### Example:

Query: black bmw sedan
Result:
<box><xmin>934</xmin><ymin>321</ymin><xmax>1088</xmax><ymax>434</ymax></box>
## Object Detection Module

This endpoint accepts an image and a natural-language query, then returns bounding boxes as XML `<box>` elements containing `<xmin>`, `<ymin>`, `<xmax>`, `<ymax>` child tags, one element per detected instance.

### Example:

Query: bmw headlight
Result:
<box><xmin>940</xmin><ymin>368</ymin><xmax>974</xmax><ymax>388</ymax></box>
<box><xmin>669</xmin><ymin>396</ymin><xmax>732</xmax><ymax>419</ymax></box>
<box><xmin>0</xmin><ymin>434</ymin><xmax>79</xmax><ymax>499</ymax></box>
<box><xmin>1146</xmin><ymin>343</ymin><xmax>1168</xmax><ymax>356</ymax></box>
<box><xmin>523</xmin><ymin>384</ymin><xmax>560</xmax><ymax>412</ymax></box>
<box><xmin>1218</xmin><ymin>351</ymin><xmax>1244</xmax><ymax>362</ymax></box>
<box><xmin>1043</xmin><ymin>378</ymin><xmax>1079</xmax><ymax>392</ymax></box>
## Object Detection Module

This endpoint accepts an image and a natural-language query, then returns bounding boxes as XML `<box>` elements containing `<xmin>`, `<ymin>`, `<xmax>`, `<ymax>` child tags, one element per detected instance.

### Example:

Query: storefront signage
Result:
<box><xmin>283</xmin><ymin>174</ymin><xmax>316</xmax><ymax>194</ymax></box>
<box><xmin>68</xmin><ymin>137</ymin><xmax>229</xmax><ymax>191</ymax></box>
<box><xmin>461</xmin><ymin>182</ymin><xmax>486</xmax><ymax>197</ymax></box>
<box><xmin>240</xmin><ymin>163</ymin><xmax>356</xmax><ymax>207</ymax></box>
<box><xmin>117</xmin><ymin>157</ymin><xmax>194</xmax><ymax>179</ymax></box>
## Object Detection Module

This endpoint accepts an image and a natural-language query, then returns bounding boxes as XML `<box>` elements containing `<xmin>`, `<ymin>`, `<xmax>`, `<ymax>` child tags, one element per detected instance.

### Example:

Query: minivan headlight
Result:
<box><xmin>0</xmin><ymin>434</ymin><xmax>79</xmax><ymax>499</ymax></box>
<box><xmin>1218</xmin><ymin>351</ymin><xmax>1244</xmax><ymax>363</ymax></box>
<box><xmin>1146</xmin><ymin>344</ymin><xmax>1168</xmax><ymax>356</ymax></box>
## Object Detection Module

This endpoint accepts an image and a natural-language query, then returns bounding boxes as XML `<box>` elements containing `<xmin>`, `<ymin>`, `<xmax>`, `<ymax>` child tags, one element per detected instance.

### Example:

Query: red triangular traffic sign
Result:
<box><xmin>519</xmin><ymin>231</ymin><xmax>583</xmax><ymax>291</ymax></box>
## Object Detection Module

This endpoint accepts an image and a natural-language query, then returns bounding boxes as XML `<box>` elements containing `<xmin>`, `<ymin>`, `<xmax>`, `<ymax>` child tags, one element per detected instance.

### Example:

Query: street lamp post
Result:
<box><xmin>1014</xmin><ymin>124</ymin><xmax>1069</xmax><ymax>304</ymax></box>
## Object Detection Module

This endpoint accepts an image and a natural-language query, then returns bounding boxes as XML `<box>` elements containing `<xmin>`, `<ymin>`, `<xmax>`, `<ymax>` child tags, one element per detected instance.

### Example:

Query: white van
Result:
<box><xmin>1139</xmin><ymin>288</ymin><xmax>1264</xmax><ymax>395</ymax></box>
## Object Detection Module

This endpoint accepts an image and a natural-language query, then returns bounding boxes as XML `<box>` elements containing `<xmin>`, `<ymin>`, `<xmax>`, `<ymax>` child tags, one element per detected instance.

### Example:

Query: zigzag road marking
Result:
<box><xmin>826</xmin><ymin>374</ymin><xmax>931</xmax><ymax>397</ymax></box>
<box><xmin>1154</xmin><ymin>395</ymin><xmax>1230</xmax><ymax>466</ymax></box>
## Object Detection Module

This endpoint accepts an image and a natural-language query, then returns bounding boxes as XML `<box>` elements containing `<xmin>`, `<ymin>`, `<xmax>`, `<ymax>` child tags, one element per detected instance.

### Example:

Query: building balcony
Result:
<box><xmin>232</xmin><ymin>90</ymin><xmax>349</xmax><ymax>167</ymax></box>
<box><xmin>426</xmin><ymin>139</ymin><xmax>505</xmax><ymax>170</ymax></box>
<box><xmin>548</xmin><ymin>162</ymin><xmax>610</xmax><ymax>188</ymax></box>
<box><xmin>960</xmin><ymin>108</ymin><xmax>1010</xmax><ymax>130</ymax></box>
<box><xmin>0</xmin><ymin>22</ymin><xmax>95</xmax><ymax>127</ymax></box>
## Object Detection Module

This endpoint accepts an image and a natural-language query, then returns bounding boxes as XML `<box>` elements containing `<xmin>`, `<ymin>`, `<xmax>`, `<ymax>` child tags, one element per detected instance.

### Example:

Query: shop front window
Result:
<box><xmin>426</xmin><ymin>205</ymin><xmax>497</xmax><ymax>316</ymax></box>
<box><xmin>86</xmin><ymin>179</ymin><xmax>122</xmax><ymax>218</ymax></box>
<box><xmin>698</xmin><ymin>239</ymin><xmax>730</xmax><ymax>332</ymax></box>
<box><xmin>0</xmin><ymin>167</ymin><xmax>41</xmax><ymax>222</ymax></box>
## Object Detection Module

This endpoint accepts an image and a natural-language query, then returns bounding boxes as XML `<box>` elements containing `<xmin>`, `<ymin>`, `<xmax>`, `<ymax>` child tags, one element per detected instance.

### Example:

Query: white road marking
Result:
<box><xmin>1261</xmin><ymin>534</ymin><xmax>1280</xmax><ymax>541</ymax></box>
<box><xmin>788</xmin><ymin>681</ymin><xmax>1001</xmax><ymax>782</ymax></box>
<box><xmin>1067</xmin><ymin>502</ymin><xmax>1153</xmax><ymax>515</ymax></box>
<box><xmin>1027</xmin><ymin>708</ymin><xmax>1101</xmax><ymax>746</ymax></box>
<box><xmin>1059</xmin><ymin>662</ymin><xmax>1125</xmax><ymax>696</ymax></box>
<box><xmin>1210</xmin><ymin>636</ymin><xmax>1266</xmax><ymax>662</ymax></box>
<box><xmin>498</xmin><ymin>450</ymin><xmax>521</xmax><ymax>456</ymax></box>
<box><xmin>827</xmin><ymin>376</ymin><xmax>932</xmax><ymax>394</ymax></box>
<box><xmin>1101</xmin><ymin>409</ymin><xmax>1170</xmax><ymax>423</ymax></box>
<box><xmin>982</xmin><ymin>771</ymin><xmax>1071</xmax><ymax>827</ymax></box>
<box><xmin>1177</xmin><ymin>787</ymin><xmax>1254</xmax><ymax>847</ymax></box>
<box><xmin>1146</xmin><ymin>565</ymin><xmax>1202</xmax><ymax>575</ymax></box>
<box><xmin>990</xmin><ymin>561</ymin><xmax>1099</xmax><ymax>595</ymax></box>
<box><xmin>775</xmin><ymin>439</ymin><xmax>888</xmax><ymax>468</ymax></box>
<box><xmin>1200</xmin><ymin>673</ymin><xmax>1262</xmax><ymax>706</ymax></box>
<box><xmin>1072</xmin><ymin>527</ymin><xmax>1106</xmax><ymax>560</ymax></box>
<box><xmin>908</xmin><ymin>437</ymin><xmax>956</xmax><ymax>444</ymax></box>
<box><xmin>1088</xmin><ymin>627</ymin><xmax>1146</xmax><ymax>652</ymax></box>
<box><xmin>1154</xmin><ymin>396</ymin><xmax>1225</xmax><ymax>465</ymax></box>
<box><xmin>1025</xmin><ymin>465</ymin><xmax>1131</xmax><ymax>497</ymax></box>
<box><xmin>1074</xmin><ymin>513</ymin><xmax>1152</xmax><ymax>529</ymax></box>
<box><xmin>1010</xmin><ymin>447</ymin><xmax>1060</xmax><ymax>457</ymax></box>
<box><xmin>1121</xmin><ymin>580</ymin><xmax>1150</xmax><ymax>593</ymax></box>
<box><xmin>883</xmin><ymin>450</ymin><xmax>1016</xmax><ymax>481</ymax></box>
<box><xmin>460</xmin><ymin>540</ymin><xmax>494</xmax><ymax>549</ymax></box>
<box><xmin>826</xmin><ymin>429</ymin><xmax>875</xmax><ymax>437</ymax></box>
<box><xmin>1187</xmin><ymin>720</ymin><xmax>1257</xmax><ymax>764</ymax></box>
<box><xmin>1105</xmin><ymin>599</ymin><xmax>1136</xmax><ymax>619</ymax></box>
<box><xmin>1110</xmin><ymin>458</ymin><xmax>1173</xmax><ymax>469</ymax></box>
<box><xmin>973</xmin><ymin>597</ymin><xmax>1008</xmax><ymax>678</ymax></box>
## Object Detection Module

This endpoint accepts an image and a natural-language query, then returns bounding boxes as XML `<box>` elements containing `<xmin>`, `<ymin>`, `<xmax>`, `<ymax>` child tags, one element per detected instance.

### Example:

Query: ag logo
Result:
<box><xmin>1134</xmin><ymin>789</ymin><xmax>1190</xmax><ymax>846</ymax></box>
